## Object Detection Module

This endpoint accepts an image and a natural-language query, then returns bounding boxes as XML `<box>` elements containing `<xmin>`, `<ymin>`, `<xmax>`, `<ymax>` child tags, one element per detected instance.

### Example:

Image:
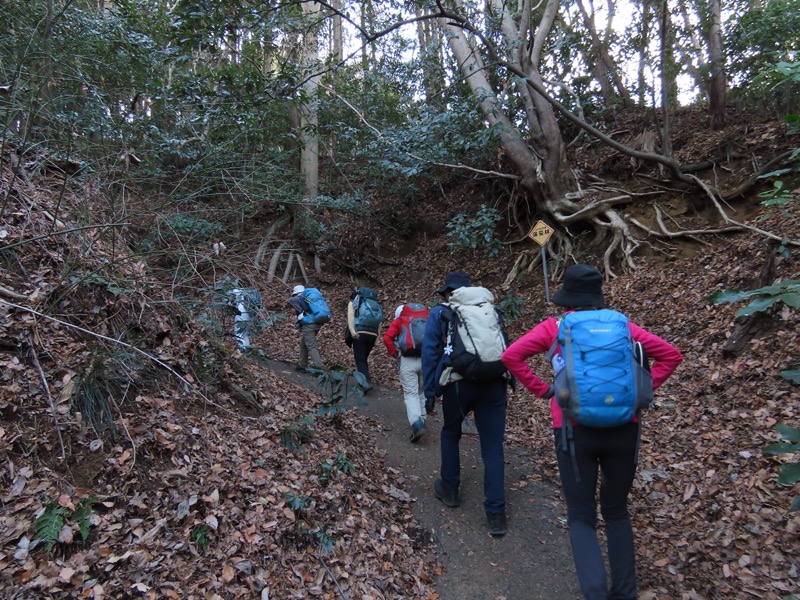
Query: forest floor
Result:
<box><xmin>265</xmin><ymin>357</ymin><xmax>582</xmax><ymax>600</ymax></box>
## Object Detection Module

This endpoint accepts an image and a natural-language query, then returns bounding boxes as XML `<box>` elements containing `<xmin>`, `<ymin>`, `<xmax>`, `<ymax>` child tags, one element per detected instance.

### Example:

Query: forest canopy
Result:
<box><xmin>0</xmin><ymin>0</ymin><xmax>798</xmax><ymax>273</ymax></box>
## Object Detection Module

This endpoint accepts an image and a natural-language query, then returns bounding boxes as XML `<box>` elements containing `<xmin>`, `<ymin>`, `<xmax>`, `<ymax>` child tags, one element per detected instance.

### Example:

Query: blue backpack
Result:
<box><xmin>300</xmin><ymin>288</ymin><xmax>331</xmax><ymax>325</ymax></box>
<box><xmin>353</xmin><ymin>287</ymin><xmax>383</xmax><ymax>333</ymax></box>
<box><xmin>547</xmin><ymin>309</ymin><xmax>653</xmax><ymax>428</ymax></box>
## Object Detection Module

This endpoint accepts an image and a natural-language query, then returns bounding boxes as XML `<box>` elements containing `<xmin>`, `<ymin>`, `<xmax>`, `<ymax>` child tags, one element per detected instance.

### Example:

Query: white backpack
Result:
<box><xmin>442</xmin><ymin>287</ymin><xmax>508</xmax><ymax>381</ymax></box>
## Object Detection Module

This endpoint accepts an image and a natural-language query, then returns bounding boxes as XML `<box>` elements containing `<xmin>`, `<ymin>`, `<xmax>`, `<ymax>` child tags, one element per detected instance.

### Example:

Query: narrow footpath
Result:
<box><xmin>271</xmin><ymin>359</ymin><xmax>582</xmax><ymax>600</ymax></box>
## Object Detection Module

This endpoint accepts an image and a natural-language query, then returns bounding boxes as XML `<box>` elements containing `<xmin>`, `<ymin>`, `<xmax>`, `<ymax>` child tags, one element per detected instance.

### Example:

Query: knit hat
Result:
<box><xmin>394</xmin><ymin>304</ymin><xmax>405</xmax><ymax>319</ymax></box>
<box><xmin>436</xmin><ymin>271</ymin><xmax>471</xmax><ymax>295</ymax></box>
<box><xmin>552</xmin><ymin>264</ymin><xmax>606</xmax><ymax>308</ymax></box>
<box><xmin>292</xmin><ymin>284</ymin><xmax>305</xmax><ymax>296</ymax></box>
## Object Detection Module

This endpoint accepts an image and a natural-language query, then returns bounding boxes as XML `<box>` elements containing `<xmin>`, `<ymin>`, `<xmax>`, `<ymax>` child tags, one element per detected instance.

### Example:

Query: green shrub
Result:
<box><xmin>318</xmin><ymin>452</ymin><xmax>355</xmax><ymax>486</ymax></box>
<box><xmin>497</xmin><ymin>292</ymin><xmax>526</xmax><ymax>325</ymax></box>
<box><xmin>709</xmin><ymin>280</ymin><xmax>800</xmax><ymax>316</ymax></box>
<box><xmin>315</xmin><ymin>365</ymin><xmax>368</xmax><ymax>416</ymax></box>
<box><xmin>764</xmin><ymin>424</ymin><xmax>800</xmax><ymax>512</ymax></box>
<box><xmin>282</xmin><ymin>491</ymin><xmax>313</xmax><ymax>513</ymax></box>
<box><xmin>446</xmin><ymin>205</ymin><xmax>504</xmax><ymax>258</ymax></box>
<box><xmin>280</xmin><ymin>418</ymin><xmax>315</xmax><ymax>452</ymax></box>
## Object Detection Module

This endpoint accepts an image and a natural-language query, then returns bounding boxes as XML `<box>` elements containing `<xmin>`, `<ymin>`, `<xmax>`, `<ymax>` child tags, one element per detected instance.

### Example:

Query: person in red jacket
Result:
<box><xmin>501</xmin><ymin>264</ymin><xmax>682</xmax><ymax>600</ymax></box>
<box><xmin>383</xmin><ymin>303</ymin><xmax>429</xmax><ymax>442</ymax></box>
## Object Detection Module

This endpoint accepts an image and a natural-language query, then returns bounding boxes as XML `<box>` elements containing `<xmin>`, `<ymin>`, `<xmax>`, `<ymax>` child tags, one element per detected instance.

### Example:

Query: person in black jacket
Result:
<box><xmin>421</xmin><ymin>271</ymin><xmax>509</xmax><ymax>537</ymax></box>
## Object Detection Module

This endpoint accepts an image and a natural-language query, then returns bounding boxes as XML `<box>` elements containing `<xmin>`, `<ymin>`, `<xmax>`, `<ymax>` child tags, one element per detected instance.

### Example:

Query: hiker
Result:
<box><xmin>421</xmin><ymin>270</ymin><xmax>510</xmax><ymax>537</ymax></box>
<box><xmin>288</xmin><ymin>284</ymin><xmax>330</xmax><ymax>372</ymax></box>
<box><xmin>230</xmin><ymin>282</ymin><xmax>261</xmax><ymax>348</ymax></box>
<box><xmin>501</xmin><ymin>264</ymin><xmax>683</xmax><ymax>599</ymax></box>
<box><xmin>383</xmin><ymin>303</ymin><xmax>429</xmax><ymax>442</ymax></box>
<box><xmin>230</xmin><ymin>287</ymin><xmax>252</xmax><ymax>348</ymax></box>
<box><xmin>346</xmin><ymin>287</ymin><xmax>383</xmax><ymax>391</ymax></box>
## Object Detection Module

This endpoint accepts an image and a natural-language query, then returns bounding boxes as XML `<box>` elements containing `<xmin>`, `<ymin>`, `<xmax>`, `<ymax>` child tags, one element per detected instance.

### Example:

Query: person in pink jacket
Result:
<box><xmin>501</xmin><ymin>264</ymin><xmax>682</xmax><ymax>600</ymax></box>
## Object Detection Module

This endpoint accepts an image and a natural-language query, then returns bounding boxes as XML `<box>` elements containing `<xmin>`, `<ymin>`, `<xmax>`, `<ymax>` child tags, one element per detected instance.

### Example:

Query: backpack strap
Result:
<box><xmin>545</xmin><ymin>316</ymin><xmax>563</xmax><ymax>362</ymax></box>
<box><xmin>450</xmin><ymin>304</ymin><xmax>483</xmax><ymax>359</ymax></box>
<box><xmin>560</xmin><ymin>420</ymin><xmax>581</xmax><ymax>484</ymax></box>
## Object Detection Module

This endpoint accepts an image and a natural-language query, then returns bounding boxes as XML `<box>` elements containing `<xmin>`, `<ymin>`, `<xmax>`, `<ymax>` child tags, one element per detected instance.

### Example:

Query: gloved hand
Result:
<box><xmin>425</xmin><ymin>397</ymin><xmax>436</xmax><ymax>415</ymax></box>
<box><xmin>542</xmin><ymin>385</ymin><xmax>555</xmax><ymax>399</ymax></box>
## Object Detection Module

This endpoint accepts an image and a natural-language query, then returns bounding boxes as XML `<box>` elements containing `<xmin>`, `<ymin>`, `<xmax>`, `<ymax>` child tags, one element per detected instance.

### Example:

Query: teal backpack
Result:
<box><xmin>353</xmin><ymin>287</ymin><xmax>383</xmax><ymax>333</ymax></box>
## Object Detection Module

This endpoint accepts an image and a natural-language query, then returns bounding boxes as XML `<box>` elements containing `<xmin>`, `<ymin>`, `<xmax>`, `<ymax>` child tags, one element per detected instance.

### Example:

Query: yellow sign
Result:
<box><xmin>528</xmin><ymin>220</ymin><xmax>554</xmax><ymax>247</ymax></box>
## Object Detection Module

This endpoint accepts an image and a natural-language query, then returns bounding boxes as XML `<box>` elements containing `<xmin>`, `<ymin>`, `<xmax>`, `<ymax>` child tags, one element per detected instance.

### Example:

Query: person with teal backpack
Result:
<box><xmin>502</xmin><ymin>264</ymin><xmax>682</xmax><ymax>600</ymax></box>
<box><xmin>347</xmin><ymin>287</ymin><xmax>383</xmax><ymax>391</ymax></box>
<box><xmin>288</xmin><ymin>285</ymin><xmax>330</xmax><ymax>372</ymax></box>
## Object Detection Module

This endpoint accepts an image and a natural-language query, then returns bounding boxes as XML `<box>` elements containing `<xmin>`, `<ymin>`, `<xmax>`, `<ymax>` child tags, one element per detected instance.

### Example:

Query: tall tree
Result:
<box><xmin>573</xmin><ymin>0</ymin><xmax>632</xmax><ymax>107</ymax></box>
<box><xmin>707</xmin><ymin>0</ymin><xmax>726</xmax><ymax>128</ymax></box>
<box><xmin>300</xmin><ymin>1</ymin><xmax>322</xmax><ymax>201</ymax></box>
<box><xmin>658</xmin><ymin>0</ymin><xmax>674</xmax><ymax>158</ymax></box>
<box><xmin>435</xmin><ymin>0</ymin><xmax>661</xmax><ymax>272</ymax></box>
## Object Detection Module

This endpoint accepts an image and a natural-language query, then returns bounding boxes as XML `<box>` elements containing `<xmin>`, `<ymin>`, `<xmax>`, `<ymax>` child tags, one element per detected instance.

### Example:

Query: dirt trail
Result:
<box><xmin>270</xmin><ymin>360</ymin><xmax>582</xmax><ymax>600</ymax></box>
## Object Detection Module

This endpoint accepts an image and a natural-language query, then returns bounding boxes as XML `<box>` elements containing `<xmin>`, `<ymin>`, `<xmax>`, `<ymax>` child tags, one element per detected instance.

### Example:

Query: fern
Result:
<box><xmin>191</xmin><ymin>523</ymin><xmax>211</xmax><ymax>554</ymax></box>
<box><xmin>73</xmin><ymin>497</ymin><xmax>97</xmax><ymax>542</ymax></box>
<box><xmin>281</xmin><ymin>419</ymin><xmax>315</xmax><ymax>452</ymax></box>
<box><xmin>34</xmin><ymin>503</ymin><xmax>68</xmax><ymax>552</ymax></box>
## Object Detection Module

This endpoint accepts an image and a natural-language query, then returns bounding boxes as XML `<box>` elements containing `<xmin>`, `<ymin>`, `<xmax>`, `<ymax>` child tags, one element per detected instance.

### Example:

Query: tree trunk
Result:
<box><xmin>575</xmin><ymin>0</ymin><xmax>633</xmax><ymax>107</ymax></box>
<box><xmin>658</xmin><ymin>0</ymin><xmax>673</xmax><ymax>158</ymax></box>
<box><xmin>360</xmin><ymin>0</ymin><xmax>376</xmax><ymax>73</ymax></box>
<box><xmin>300</xmin><ymin>1</ymin><xmax>320</xmax><ymax>201</ymax></box>
<box><xmin>440</xmin><ymin>9</ymin><xmax>575</xmax><ymax>207</ymax></box>
<box><xmin>416</xmin><ymin>7</ymin><xmax>443</xmax><ymax>106</ymax></box>
<box><xmin>676</xmin><ymin>0</ymin><xmax>709</xmax><ymax>100</ymax></box>
<box><xmin>332</xmin><ymin>0</ymin><xmax>343</xmax><ymax>63</ymax></box>
<box><xmin>636</xmin><ymin>0</ymin><xmax>654</xmax><ymax>105</ymax></box>
<box><xmin>707</xmin><ymin>0</ymin><xmax>727</xmax><ymax>129</ymax></box>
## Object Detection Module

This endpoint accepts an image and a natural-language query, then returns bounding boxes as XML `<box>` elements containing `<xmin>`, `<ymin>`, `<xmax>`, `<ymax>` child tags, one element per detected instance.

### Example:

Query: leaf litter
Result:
<box><xmin>1</xmin><ymin>117</ymin><xmax>799</xmax><ymax>599</ymax></box>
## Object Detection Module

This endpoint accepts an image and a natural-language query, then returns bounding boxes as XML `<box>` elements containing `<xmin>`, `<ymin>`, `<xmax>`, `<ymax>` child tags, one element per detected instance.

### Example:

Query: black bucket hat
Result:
<box><xmin>552</xmin><ymin>264</ymin><xmax>605</xmax><ymax>308</ymax></box>
<box><xmin>436</xmin><ymin>271</ymin><xmax>471</xmax><ymax>295</ymax></box>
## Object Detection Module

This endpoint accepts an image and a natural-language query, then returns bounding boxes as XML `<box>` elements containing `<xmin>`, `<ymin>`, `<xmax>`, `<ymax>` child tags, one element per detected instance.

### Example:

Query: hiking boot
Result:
<box><xmin>294</xmin><ymin>365</ymin><xmax>309</xmax><ymax>373</ymax></box>
<box><xmin>409</xmin><ymin>419</ymin><xmax>425</xmax><ymax>443</ymax></box>
<box><xmin>433</xmin><ymin>479</ymin><xmax>460</xmax><ymax>508</ymax></box>
<box><xmin>487</xmin><ymin>512</ymin><xmax>507</xmax><ymax>537</ymax></box>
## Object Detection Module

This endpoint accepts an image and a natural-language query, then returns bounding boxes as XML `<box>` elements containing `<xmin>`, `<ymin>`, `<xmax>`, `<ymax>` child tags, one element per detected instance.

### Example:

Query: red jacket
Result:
<box><xmin>501</xmin><ymin>314</ymin><xmax>683</xmax><ymax>428</ymax></box>
<box><xmin>383</xmin><ymin>317</ymin><xmax>403</xmax><ymax>357</ymax></box>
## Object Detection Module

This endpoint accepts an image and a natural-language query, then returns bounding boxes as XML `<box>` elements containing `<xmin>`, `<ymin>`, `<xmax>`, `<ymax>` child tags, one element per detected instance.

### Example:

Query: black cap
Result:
<box><xmin>552</xmin><ymin>264</ymin><xmax>605</xmax><ymax>308</ymax></box>
<box><xmin>436</xmin><ymin>271</ymin><xmax>471</xmax><ymax>295</ymax></box>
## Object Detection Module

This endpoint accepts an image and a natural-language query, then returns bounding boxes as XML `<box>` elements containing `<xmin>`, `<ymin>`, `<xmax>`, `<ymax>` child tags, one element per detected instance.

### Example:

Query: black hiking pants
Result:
<box><xmin>352</xmin><ymin>332</ymin><xmax>376</xmax><ymax>384</ymax></box>
<box><xmin>554</xmin><ymin>422</ymin><xmax>639</xmax><ymax>600</ymax></box>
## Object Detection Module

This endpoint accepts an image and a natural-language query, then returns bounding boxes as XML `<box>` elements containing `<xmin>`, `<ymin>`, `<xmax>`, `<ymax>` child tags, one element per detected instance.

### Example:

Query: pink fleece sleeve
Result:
<box><xmin>501</xmin><ymin>318</ymin><xmax>560</xmax><ymax>398</ymax></box>
<box><xmin>629</xmin><ymin>322</ymin><xmax>683</xmax><ymax>388</ymax></box>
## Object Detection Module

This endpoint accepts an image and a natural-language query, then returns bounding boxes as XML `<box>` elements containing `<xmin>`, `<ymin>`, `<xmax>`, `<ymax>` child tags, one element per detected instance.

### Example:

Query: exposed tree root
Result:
<box><xmin>504</xmin><ymin>169</ymin><xmax>799</xmax><ymax>287</ymax></box>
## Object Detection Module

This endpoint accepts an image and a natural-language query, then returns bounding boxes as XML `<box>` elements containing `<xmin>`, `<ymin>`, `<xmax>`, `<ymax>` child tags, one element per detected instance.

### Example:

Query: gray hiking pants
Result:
<box><xmin>298</xmin><ymin>323</ymin><xmax>324</xmax><ymax>369</ymax></box>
